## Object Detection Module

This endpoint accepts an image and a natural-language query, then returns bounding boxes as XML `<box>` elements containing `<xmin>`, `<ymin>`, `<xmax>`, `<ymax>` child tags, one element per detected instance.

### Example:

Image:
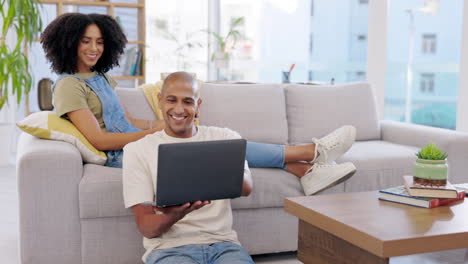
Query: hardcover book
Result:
<box><xmin>379</xmin><ymin>185</ymin><xmax>465</xmax><ymax>208</ymax></box>
<box><xmin>453</xmin><ymin>183</ymin><xmax>468</xmax><ymax>195</ymax></box>
<box><xmin>403</xmin><ymin>175</ymin><xmax>458</xmax><ymax>199</ymax></box>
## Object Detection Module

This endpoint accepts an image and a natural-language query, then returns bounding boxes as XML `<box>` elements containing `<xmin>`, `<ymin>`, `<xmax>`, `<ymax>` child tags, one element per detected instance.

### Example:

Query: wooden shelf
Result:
<box><xmin>40</xmin><ymin>0</ymin><xmax>144</xmax><ymax>8</ymax></box>
<box><xmin>33</xmin><ymin>39</ymin><xmax>144</xmax><ymax>44</ymax></box>
<box><xmin>128</xmin><ymin>40</ymin><xmax>145</xmax><ymax>45</ymax></box>
<box><xmin>32</xmin><ymin>39</ymin><xmax>144</xmax><ymax>44</ymax></box>
<box><xmin>111</xmin><ymin>75</ymin><xmax>144</xmax><ymax>80</ymax></box>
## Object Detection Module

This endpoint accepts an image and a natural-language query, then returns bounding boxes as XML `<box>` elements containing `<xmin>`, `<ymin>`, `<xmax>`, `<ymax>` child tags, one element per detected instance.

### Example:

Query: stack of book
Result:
<box><xmin>122</xmin><ymin>47</ymin><xmax>142</xmax><ymax>76</ymax></box>
<box><xmin>378</xmin><ymin>175</ymin><xmax>466</xmax><ymax>208</ymax></box>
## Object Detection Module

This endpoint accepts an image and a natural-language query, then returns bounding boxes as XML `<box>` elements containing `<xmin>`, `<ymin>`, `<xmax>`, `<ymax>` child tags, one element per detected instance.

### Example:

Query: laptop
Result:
<box><xmin>148</xmin><ymin>138</ymin><xmax>247</xmax><ymax>207</ymax></box>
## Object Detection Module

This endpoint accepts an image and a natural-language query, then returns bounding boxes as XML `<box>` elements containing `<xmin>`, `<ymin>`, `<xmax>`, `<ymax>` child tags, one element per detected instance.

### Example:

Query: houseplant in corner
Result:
<box><xmin>413</xmin><ymin>143</ymin><xmax>448</xmax><ymax>186</ymax></box>
<box><xmin>207</xmin><ymin>17</ymin><xmax>245</xmax><ymax>79</ymax></box>
<box><xmin>0</xmin><ymin>0</ymin><xmax>42</xmax><ymax>165</ymax></box>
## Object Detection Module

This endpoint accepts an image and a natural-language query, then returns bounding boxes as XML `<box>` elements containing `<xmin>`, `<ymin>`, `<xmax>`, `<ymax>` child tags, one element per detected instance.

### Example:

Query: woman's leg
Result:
<box><xmin>246</xmin><ymin>142</ymin><xmax>287</xmax><ymax>168</ymax></box>
<box><xmin>246</xmin><ymin>141</ymin><xmax>357</xmax><ymax>196</ymax></box>
<box><xmin>284</xmin><ymin>162</ymin><xmax>312</xmax><ymax>178</ymax></box>
<box><xmin>104</xmin><ymin>150</ymin><xmax>123</xmax><ymax>168</ymax></box>
<box><xmin>284</xmin><ymin>144</ymin><xmax>317</xmax><ymax>163</ymax></box>
<box><xmin>246</xmin><ymin>142</ymin><xmax>313</xmax><ymax>177</ymax></box>
<box><xmin>247</xmin><ymin>125</ymin><xmax>356</xmax><ymax>167</ymax></box>
<box><xmin>246</xmin><ymin>142</ymin><xmax>317</xmax><ymax>169</ymax></box>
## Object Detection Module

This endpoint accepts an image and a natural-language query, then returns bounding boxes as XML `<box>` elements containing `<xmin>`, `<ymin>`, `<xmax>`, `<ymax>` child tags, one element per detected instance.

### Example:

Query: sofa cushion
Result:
<box><xmin>79</xmin><ymin>141</ymin><xmax>416</xmax><ymax>218</ymax></box>
<box><xmin>337</xmin><ymin>140</ymin><xmax>419</xmax><ymax>192</ymax></box>
<box><xmin>116</xmin><ymin>88</ymin><xmax>156</xmax><ymax>121</ymax></box>
<box><xmin>199</xmin><ymin>83</ymin><xmax>288</xmax><ymax>144</ymax></box>
<box><xmin>80</xmin><ymin>164</ymin><xmax>344</xmax><ymax>218</ymax></box>
<box><xmin>79</xmin><ymin>165</ymin><xmax>302</xmax><ymax>218</ymax></box>
<box><xmin>285</xmin><ymin>82</ymin><xmax>380</xmax><ymax>144</ymax></box>
<box><xmin>232</xmin><ymin>168</ymin><xmax>344</xmax><ymax>209</ymax></box>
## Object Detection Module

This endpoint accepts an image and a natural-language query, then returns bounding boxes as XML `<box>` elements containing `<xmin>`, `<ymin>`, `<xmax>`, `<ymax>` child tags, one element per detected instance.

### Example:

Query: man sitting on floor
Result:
<box><xmin>123</xmin><ymin>71</ymin><xmax>255</xmax><ymax>263</ymax></box>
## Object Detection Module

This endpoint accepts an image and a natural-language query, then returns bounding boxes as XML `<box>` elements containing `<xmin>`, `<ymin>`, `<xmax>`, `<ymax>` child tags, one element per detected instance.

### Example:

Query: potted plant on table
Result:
<box><xmin>0</xmin><ymin>0</ymin><xmax>42</xmax><ymax>165</ymax></box>
<box><xmin>413</xmin><ymin>143</ymin><xmax>448</xmax><ymax>186</ymax></box>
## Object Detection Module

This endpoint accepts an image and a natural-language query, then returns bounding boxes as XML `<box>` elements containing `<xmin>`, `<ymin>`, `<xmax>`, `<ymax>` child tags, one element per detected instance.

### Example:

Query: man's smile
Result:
<box><xmin>169</xmin><ymin>114</ymin><xmax>187</xmax><ymax>121</ymax></box>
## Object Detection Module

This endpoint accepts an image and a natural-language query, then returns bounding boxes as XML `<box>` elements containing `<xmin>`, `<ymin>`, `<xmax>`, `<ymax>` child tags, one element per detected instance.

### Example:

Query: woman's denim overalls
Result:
<box><xmin>55</xmin><ymin>73</ymin><xmax>140</xmax><ymax>168</ymax></box>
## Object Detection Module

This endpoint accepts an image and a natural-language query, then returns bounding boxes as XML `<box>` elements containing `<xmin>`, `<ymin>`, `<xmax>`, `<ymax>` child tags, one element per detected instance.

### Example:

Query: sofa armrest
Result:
<box><xmin>17</xmin><ymin>133</ymin><xmax>83</xmax><ymax>264</ymax></box>
<box><xmin>380</xmin><ymin>120</ymin><xmax>461</xmax><ymax>148</ymax></box>
<box><xmin>380</xmin><ymin>120</ymin><xmax>468</xmax><ymax>183</ymax></box>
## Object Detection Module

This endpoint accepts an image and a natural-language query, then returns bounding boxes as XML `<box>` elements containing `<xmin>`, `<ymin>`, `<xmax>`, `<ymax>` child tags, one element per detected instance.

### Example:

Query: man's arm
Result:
<box><xmin>223</xmin><ymin>129</ymin><xmax>253</xmax><ymax>197</ymax></box>
<box><xmin>131</xmin><ymin>201</ymin><xmax>210</xmax><ymax>238</ymax></box>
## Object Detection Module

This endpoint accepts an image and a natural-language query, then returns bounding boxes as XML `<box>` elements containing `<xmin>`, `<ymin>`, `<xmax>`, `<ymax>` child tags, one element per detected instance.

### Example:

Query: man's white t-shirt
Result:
<box><xmin>122</xmin><ymin>126</ymin><xmax>251</xmax><ymax>262</ymax></box>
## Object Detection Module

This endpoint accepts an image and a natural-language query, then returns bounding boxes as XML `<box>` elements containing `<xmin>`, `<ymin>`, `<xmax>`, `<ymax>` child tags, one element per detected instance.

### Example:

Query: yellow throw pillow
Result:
<box><xmin>16</xmin><ymin>111</ymin><xmax>107</xmax><ymax>165</ymax></box>
<box><xmin>139</xmin><ymin>82</ymin><xmax>164</xmax><ymax>120</ymax></box>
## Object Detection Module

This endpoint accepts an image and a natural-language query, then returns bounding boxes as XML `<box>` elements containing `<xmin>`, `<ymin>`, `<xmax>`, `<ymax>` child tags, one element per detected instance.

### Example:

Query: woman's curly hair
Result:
<box><xmin>41</xmin><ymin>13</ymin><xmax>127</xmax><ymax>74</ymax></box>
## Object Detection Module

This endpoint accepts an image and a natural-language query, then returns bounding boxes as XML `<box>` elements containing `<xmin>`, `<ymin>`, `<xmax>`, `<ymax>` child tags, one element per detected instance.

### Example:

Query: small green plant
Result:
<box><xmin>155</xmin><ymin>21</ymin><xmax>204</xmax><ymax>70</ymax></box>
<box><xmin>207</xmin><ymin>16</ymin><xmax>245</xmax><ymax>61</ymax></box>
<box><xmin>416</xmin><ymin>143</ymin><xmax>448</xmax><ymax>160</ymax></box>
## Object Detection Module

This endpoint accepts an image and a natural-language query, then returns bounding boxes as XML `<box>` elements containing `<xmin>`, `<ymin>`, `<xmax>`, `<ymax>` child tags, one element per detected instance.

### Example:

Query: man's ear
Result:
<box><xmin>195</xmin><ymin>98</ymin><xmax>202</xmax><ymax>119</ymax></box>
<box><xmin>157</xmin><ymin>92</ymin><xmax>162</xmax><ymax>108</ymax></box>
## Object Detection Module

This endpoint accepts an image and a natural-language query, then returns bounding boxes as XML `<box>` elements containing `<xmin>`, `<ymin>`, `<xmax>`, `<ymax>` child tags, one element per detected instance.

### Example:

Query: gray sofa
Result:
<box><xmin>16</xmin><ymin>82</ymin><xmax>468</xmax><ymax>264</ymax></box>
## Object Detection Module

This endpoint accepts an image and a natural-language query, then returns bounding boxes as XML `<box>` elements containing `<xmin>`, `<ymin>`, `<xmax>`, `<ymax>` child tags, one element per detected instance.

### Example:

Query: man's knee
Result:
<box><xmin>212</xmin><ymin>242</ymin><xmax>254</xmax><ymax>264</ymax></box>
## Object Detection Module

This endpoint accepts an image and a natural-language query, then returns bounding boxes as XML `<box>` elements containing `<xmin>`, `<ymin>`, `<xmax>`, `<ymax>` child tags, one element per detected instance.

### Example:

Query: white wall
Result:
<box><xmin>367</xmin><ymin>0</ymin><xmax>387</xmax><ymax>120</ymax></box>
<box><xmin>456</xmin><ymin>0</ymin><xmax>468</xmax><ymax>132</ymax></box>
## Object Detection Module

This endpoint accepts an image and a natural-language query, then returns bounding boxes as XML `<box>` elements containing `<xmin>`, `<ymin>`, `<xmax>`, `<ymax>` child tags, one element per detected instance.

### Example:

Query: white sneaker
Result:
<box><xmin>312</xmin><ymin>125</ymin><xmax>356</xmax><ymax>164</ymax></box>
<box><xmin>300</xmin><ymin>162</ymin><xmax>356</xmax><ymax>195</ymax></box>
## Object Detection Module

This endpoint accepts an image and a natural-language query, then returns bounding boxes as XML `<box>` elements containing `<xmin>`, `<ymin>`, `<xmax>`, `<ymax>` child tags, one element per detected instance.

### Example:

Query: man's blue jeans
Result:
<box><xmin>145</xmin><ymin>242</ymin><xmax>254</xmax><ymax>264</ymax></box>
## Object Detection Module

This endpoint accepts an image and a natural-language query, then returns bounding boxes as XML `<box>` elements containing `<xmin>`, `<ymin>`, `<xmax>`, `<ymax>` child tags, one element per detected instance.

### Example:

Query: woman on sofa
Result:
<box><xmin>41</xmin><ymin>13</ymin><xmax>356</xmax><ymax>195</ymax></box>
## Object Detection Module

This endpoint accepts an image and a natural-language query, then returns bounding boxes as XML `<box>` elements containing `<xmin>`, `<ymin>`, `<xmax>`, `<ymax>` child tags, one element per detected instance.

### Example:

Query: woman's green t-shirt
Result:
<box><xmin>52</xmin><ymin>72</ymin><xmax>117</xmax><ymax>132</ymax></box>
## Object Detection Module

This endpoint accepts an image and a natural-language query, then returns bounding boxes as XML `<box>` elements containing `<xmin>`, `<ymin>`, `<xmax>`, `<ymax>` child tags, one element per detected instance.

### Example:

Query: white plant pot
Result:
<box><xmin>213</xmin><ymin>51</ymin><xmax>230</xmax><ymax>69</ymax></box>
<box><xmin>0</xmin><ymin>122</ymin><xmax>14</xmax><ymax>166</ymax></box>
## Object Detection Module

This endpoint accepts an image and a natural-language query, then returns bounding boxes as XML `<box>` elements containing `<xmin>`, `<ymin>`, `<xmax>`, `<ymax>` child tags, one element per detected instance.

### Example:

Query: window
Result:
<box><xmin>216</xmin><ymin>0</ymin><xmax>368</xmax><ymax>83</ymax></box>
<box><xmin>308</xmin><ymin>0</ymin><xmax>368</xmax><ymax>83</ymax></box>
<box><xmin>219</xmin><ymin>0</ymin><xmax>256</xmax><ymax>81</ymax></box>
<box><xmin>309</xmin><ymin>34</ymin><xmax>313</xmax><ymax>53</ymax></box>
<box><xmin>422</xmin><ymin>34</ymin><xmax>437</xmax><ymax>54</ymax></box>
<box><xmin>346</xmin><ymin>71</ymin><xmax>366</xmax><ymax>82</ymax></box>
<box><xmin>420</xmin><ymin>73</ymin><xmax>435</xmax><ymax>93</ymax></box>
<box><xmin>385</xmin><ymin>0</ymin><xmax>462</xmax><ymax>130</ymax></box>
<box><xmin>359</xmin><ymin>0</ymin><xmax>368</xmax><ymax>4</ymax></box>
<box><xmin>310</xmin><ymin>0</ymin><xmax>314</xmax><ymax>16</ymax></box>
<box><xmin>356</xmin><ymin>71</ymin><xmax>366</xmax><ymax>79</ymax></box>
<box><xmin>145</xmin><ymin>0</ymin><xmax>209</xmax><ymax>82</ymax></box>
<box><xmin>357</xmin><ymin>34</ymin><xmax>366</xmax><ymax>41</ymax></box>
<box><xmin>308</xmin><ymin>71</ymin><xmax>314</xmax><ymax>81</ymax></box>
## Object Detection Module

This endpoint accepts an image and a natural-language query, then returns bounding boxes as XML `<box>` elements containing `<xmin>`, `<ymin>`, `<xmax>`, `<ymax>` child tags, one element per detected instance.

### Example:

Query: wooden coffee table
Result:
<box><xmin>284</xmin><ymin>191</ymin><xmax>468</xmax><ymax>264</ymax></box>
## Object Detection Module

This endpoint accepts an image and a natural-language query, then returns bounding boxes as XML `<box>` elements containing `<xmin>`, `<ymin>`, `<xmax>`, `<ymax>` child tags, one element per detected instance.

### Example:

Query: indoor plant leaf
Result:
<box><xmin>0</xmin><ymin>0</ymin><xmax>42</xmax><ymax>110</ymax></box>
